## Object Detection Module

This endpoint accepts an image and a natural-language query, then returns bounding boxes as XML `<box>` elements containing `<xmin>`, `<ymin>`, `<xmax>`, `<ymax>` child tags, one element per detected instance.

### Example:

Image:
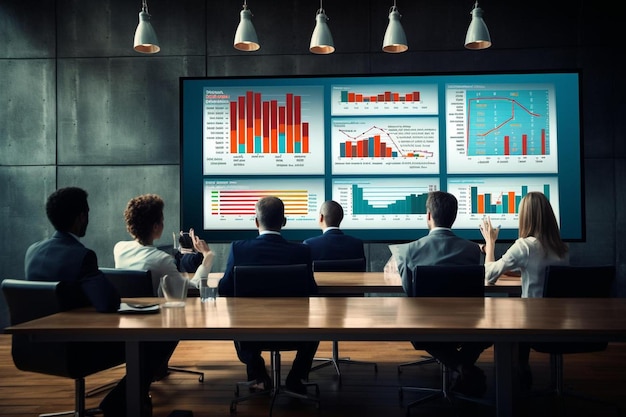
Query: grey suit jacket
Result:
<box><xmin>391</xmin><ymin>228</ymin><xmax>481</xmax><ymax>294</ymax></box>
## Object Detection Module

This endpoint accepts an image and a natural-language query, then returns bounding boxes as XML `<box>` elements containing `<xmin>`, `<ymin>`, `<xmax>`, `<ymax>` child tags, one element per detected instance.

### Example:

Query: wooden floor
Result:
<box><xmin>1</xmin><ymin>335</ymin><xmax>625</xmax><ymax>417</ymax></box>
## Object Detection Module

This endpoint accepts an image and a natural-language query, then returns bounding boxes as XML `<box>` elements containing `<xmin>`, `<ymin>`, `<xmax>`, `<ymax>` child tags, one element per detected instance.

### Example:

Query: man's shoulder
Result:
<box><xmin>303</xmin><ymin>234</ymin><xmax>324</xmax><ymax>245</ymax></box>
<box><xmin>28</xmin><ymin>233</ymin><xmax>84</xmax><ymax>252</ymax></box>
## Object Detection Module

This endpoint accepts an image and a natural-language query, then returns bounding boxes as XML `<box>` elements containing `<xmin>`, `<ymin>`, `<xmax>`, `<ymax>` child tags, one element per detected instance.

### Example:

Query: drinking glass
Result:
<box><xmin>199</xmin><ymin>277</ymin><xmax>219</xmax><ymax>303</ymax></box>
<box><xmin>160</xmin><ymin>274</ymin><xmax>188</xmax><ymax>307</ymax></box>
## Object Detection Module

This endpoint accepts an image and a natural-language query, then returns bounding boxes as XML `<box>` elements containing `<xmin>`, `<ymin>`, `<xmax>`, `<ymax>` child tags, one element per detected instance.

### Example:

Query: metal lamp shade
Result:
<box><xmin>310</xmin><ymin>11</ymin><xmax>335</xmax><ymax>54</ymax></box>
<box><xmin>464</xmin><ymin>6</ymin><xmax>491</xmax><ymax>50</ymax></box>
<box><xmin>133</xmin><ymin>11</ymin><xmax>160</xmax><ymax>54</ymax></box>
<box><xmin>382</xmin><ymin>7</ymin><xmax>408</xmax><ymax>53</ymax></box>
<box><xmin>234</xmin><ymin>8</ymin><xmax>260</xmax><ymax>51</ymax></box>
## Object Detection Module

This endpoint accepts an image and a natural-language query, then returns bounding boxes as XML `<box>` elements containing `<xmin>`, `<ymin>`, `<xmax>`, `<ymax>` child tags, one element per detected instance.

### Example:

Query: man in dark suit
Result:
<box><xmin>303</xmin><ymin>200</ymin><xmax>365</xmax><ymax>263</ymax></box>
<box><xmin>24</xmin><ymin>187</ymin><xmax>176</xmax><ymax>417</ymax></box>
<box><xmin>218</xmin><ymin>196</ymin><xmax>319</xmax><ymax>394</ymax></box>
<box><xmin>389</xmin><ymin>191</ymin><xmax>489</xmax><ymax>398</ymax></box>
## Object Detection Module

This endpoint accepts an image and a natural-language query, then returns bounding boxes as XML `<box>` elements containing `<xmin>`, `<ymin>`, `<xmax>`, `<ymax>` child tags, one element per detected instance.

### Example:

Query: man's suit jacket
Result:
<box><xmin>303</xmin><ymin>229</ymin><xmax>365</xmax><ymax>261</ymax></box>
<box><xmin>218</xmin><ymin>233</ymin><xmax>317</xmax><ymax>297</ymax></box>
<box><xmin>392</xmin><ymin>228</ymin><xmax>481</xmax><ymax>295</ymax></box>
<box><xmin>25</xmin><ymin>231</ymin><xmax>120</xmax><ymax>312</ymax></box>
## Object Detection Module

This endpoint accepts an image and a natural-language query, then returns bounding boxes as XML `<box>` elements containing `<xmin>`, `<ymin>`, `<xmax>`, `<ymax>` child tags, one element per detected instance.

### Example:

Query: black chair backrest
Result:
<box><xmin>312</xmin><ymin>258</ymin><xmax>366</xmax><ymax>272</ymax></box>
<box><xmin>101</xmin><ymin>267</ymin><xmax>154</xmax><ymax>297</ymax></box>
<box><xmin>2</xmin><ymin>279</ymin><xmax>68</xmax><ymax>326</ymax></box>
<box><xmin>1</xmin><ymin>278</ymin><xmax>125</xmax><ymax>378</ymax></box>
<box><xmin>234</xmin><ymin>264</ymin><xmax>311</xmax><ymax>297</ymax></box>
<box><xmin>543</xmin><ymin>265</ymin><xmax>615</xmax><ymax>298</ymax></box>
<box><xmin>408</xmin><ymin>265</ymin><xmax>485</xmax><ymax>298</ymax></box>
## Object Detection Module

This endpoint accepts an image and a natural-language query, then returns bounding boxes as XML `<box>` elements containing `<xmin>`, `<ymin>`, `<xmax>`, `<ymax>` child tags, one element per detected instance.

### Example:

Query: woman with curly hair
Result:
<box><xmin>114</xmin><ymin>194</ymin><xmax>214</xmax><ymax>294</ymax></box>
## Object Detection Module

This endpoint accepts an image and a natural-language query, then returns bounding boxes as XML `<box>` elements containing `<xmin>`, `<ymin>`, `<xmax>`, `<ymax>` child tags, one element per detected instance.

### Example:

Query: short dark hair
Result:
<box><xmin>255</xmin><ymin>196</ymin><xmax>285</xmax><ymax>231</ymax></box>
<box><xmin>46</xmin><ymin>187</ymin><xmax>89</xmax><ymax>231</ymax></box>
<box><xmin>426</xmin><ymin>191</ymin><xmax>458</xmax><ymax>228</ymax></box>
<box><xmin>123</xmin><ymin>194</ymin><xmax>164</xmax><ymax>245</ymax></box>
<box><xmin>320</xmin><ymin>200</ymin><xmax>344</xmax><ymax>227</ymax></box>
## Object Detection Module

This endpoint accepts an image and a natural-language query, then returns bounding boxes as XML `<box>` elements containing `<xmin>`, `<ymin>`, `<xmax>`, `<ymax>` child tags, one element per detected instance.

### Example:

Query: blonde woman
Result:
<box><xmin>480</xmin><ymin>191</ymin><xmax>569</xmax><ymax>298</ymax></box>
<box><xmin>480</xmin><ymin>191</ymin><xmax>569</xmax><ymax>390</ymax></box>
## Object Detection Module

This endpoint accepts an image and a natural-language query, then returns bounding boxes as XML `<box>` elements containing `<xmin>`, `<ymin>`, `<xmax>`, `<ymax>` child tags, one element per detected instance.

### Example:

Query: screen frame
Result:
<box><xmin>180</xmin><ymin>70</ymin><xmax>585</xmax><ymax>244</ymax></box>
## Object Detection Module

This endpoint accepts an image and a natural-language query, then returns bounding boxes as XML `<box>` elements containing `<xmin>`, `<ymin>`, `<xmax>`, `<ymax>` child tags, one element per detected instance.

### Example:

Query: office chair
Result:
<box><xmin>310</xmin><ymin>258</ymin><xmax>378</xmax><ymax>379</ymax></box>
<box><xmin>230</xmin><ymin>264</ymin><xmax>320</xmax><ymax>416</ymax></box>
<box><xmin>1</xmin><ymin>278</ymin><xmax>126</xmax><ymax>417</ymax></box>
<box><xmin>398</xmin><ymin>264</ymin><xmax>489</xmax><ymax>416</ymax></box>
<box><xmin>530</xmin><ymin>265</ymin><xmax>617</xmax><ymax>410</ymax></box>
<box><xmin>101</xmin><ymin>268</ymin><xmax>205</xmax><ymax>384</ymax></box>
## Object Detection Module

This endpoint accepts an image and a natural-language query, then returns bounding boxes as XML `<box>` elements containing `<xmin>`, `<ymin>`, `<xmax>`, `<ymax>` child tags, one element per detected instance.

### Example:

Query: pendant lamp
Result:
<box><xmin>310</xmin><ymin>0</ymin><xmax>334</xmax><ymax>54</ymax></box>
<box><xmin>383</xmin><ymin>2</ymin><xmax>408</xmax><ymax>53</ymax></box>
<box><xmin>234</xmin><ymin>0</ymin><xmax>260</xmax><ymax>51</ymax></box>
<box><xmin>133</xmin><ymin>0</ymin><xmax>160</xmax><ymax>54</ymax></box>
<box><xmin>464</xmin><ymin>1</ymin><xmax>491</xmax><ymax>50</ymax></box>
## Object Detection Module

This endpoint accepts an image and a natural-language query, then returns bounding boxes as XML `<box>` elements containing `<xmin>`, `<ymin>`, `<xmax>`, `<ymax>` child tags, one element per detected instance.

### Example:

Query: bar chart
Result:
<box><xmin>338</xmin><ymin>89</ymin><xmax>421</xmax><ymax>103</ymax></box>
<box><xmin>470</xmin><ymin>183</ymin><xmax>551</xmax><ymax>214</ymax></box>
<box><xmin>229</xmin><ymin>91</ymin><xmax>309</xmax><ymax>154</ymax></box>
<box><xmin>331</xmin><ymin>83</ymin><xmax>438</xmax><ymax>116</ymax></box>
<box><xmin>448</xmin><ymin>177</ymin><xmax>560</xmax><ymax>229</ymax></box>
<box><xmin>202</xmin><ymin>178</ymin><xmax>324</xmax><ymax>230</ymax></box>
<box><xmin>331</xmin><ymin>117</ymin><xmax>439</xmax><ymax>175</ymax></box>
<box><xmin>351</xmin><ymin>185</ymin><xmax>429</xmax><ymax>215</ymax></box>
<box><xmin>332</xmin><ymin>178</ymin><xmax>439</xmax><ymax>229</ymax></box>
<box><xmin>445</xmin><ymin>84</ymin><xmax>559</xmax><ymax>174</ymax></box>
<box><xmin>203</xmin><ymin>86</ymin><xmax>325</xmax><ymax>175</ymax></box>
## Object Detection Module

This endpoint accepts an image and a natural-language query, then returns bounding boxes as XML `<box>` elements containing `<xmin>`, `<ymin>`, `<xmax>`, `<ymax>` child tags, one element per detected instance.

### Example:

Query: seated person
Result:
<box><xmin>480</xmin><ymin>191</ymin><xmax>569</xmax><ymax>390</ymax></box>
<box><xmin>218</xmin><ymin>196</ymin><xmax>319</xmax><ymax>394</ymax></box>
<box><xmin>24</xmin><ymin>187</ymin><xmax>176</xmax><ymax>417</ymax></box>
<box><xmin>114</xmin><ymin>194</ymin><xmax>214</xmax><ymax>294</ymax></box>
<box><xmin>303</xmin><ymin>200</ymin><xmax>365</xmax><ymax>262</ymax></box>
<box><xmin>392</xmin><ymin>191</ymin><xmax>490</xmax><ymax>398</ymax></box>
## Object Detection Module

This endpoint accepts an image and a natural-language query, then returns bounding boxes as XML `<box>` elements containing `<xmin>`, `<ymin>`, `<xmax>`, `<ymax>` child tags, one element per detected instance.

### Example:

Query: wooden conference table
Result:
<box><xmin>313</xmin><ymin>271</ymin><xmax>521</xmax><ymax>296</ymax></box>
<box><xmin>7</xmin><ymin>296</ymin><xmax>626</xmax><ymax>417</ymax></box>
<box><xmin>203</xmin><ymin>271</ymin><xmax>523</xmax><ymax>296</ymax></box>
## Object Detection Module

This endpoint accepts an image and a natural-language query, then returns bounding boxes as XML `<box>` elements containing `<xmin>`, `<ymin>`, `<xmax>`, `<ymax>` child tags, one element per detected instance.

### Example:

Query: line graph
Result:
<box><xmin>466</xmin><ymin>89</ymin><xmax>550</xmax><ymax>157</ymax></box>
<box><xmin>337</xmin><ymin>125</ymin><xmax>434</xmax><ymax>158</ymax></box>
<box><xmin>471</xmin><ymin>97</ymin><xmax>541</xmax><ymax>137</ymax></box>
<box><xmin>331</xmin><ymin>117</ymin><xmax>440</xmax><ymax>175</ymax></box>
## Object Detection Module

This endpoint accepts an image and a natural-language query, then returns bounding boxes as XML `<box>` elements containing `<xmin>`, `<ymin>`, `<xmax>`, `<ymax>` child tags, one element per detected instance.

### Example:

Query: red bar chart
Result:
<box><xmin>229</xmin><ymin>91</ymin><xmax>309</xmax><ymax>154</ymax></box>
<box><xmin>340</xmin><ymin>89</ymin><xmax>421</xmax><ymax>103</ymax></box>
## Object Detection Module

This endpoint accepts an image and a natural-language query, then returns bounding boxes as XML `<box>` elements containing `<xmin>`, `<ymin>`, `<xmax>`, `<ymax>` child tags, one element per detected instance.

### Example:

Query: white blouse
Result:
<box><xmin>114</xmin><ymin>240</ymin><xmax>209</xmax><ymax>295</ymax></box>
<box><xmin>485</xmin><ymin>236</ymin><xmax>569</xmax><ymax>298</ymax></box>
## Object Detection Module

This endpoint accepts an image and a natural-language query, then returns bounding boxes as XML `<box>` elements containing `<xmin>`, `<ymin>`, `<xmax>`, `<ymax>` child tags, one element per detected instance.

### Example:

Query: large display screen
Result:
<box><xmin>180</xmin><ymin>71</ymin><xmax>584</xmax><ymax>242</ymax></box>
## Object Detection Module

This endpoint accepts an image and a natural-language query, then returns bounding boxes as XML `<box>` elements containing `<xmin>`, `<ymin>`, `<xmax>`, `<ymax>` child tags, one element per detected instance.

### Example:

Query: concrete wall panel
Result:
<box><xmin>57</xmin><ymin>56</ymin><xmax>205</xmax><ymax>165</ymax></box>
<box><xmin>0</xmin><ymin>1</ymin><xmax>55</xmax><ymax>59</ymax></box>
<box><xmin>0</xmin><ymin>166</ymin><xmax>57</xmax><ymax>329</ymax></box>
<box><xmin>57</xmin><ymin>0</ymin><xmax>206</xmax><ymax>57</ymax></box>
<box><xmin>206</xmin><ymin>54</ymin><xmax>370</xmax><ymax>78</ymax></box>
<box><xmin>0</xmin><ymin>60</ymin><xmax>56</xmax><ymax>166</ymax></box>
